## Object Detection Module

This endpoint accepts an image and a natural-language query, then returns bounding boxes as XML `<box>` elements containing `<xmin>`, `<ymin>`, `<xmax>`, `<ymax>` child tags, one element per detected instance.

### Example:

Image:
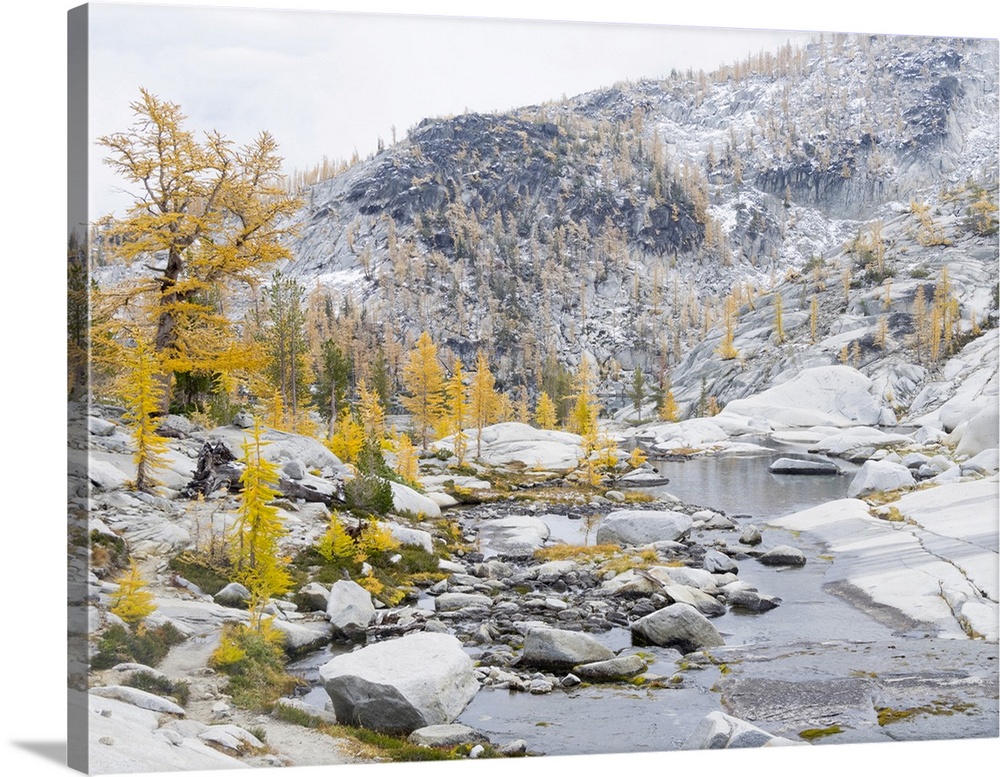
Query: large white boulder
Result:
<box><xmin>207</xmin><ymin>425</ymin><xmax>341</xmax><ymax>470</ymax></box>
<box><xmin>319</xmin><ymin>632</ymin><xmax>479</xmax><ymax>733</ymax></box>
<box><xmin>520</xmin><ymin>627</ymin><xmax>616</xmax><ymax>669</ymax></box>
<box><xmin>808</xmin><ymin>427</ymin><xmax>912</xmax><ymax>460</ymax></box>
<box><xmin>438</xmin><ymin>422</ymin><xmax>583</xmax><ymax>471</ymax></box>
<box><xmin>847</xmin><ymin>460</ymin><xmax>915</xmax><ymax>497</ymax></box>
<box><xmin>954</xmin><ymin>404</ymin><xmax>1000</xmax><ymax>458</ymax></box>
<box><xmin>389</xmin><ymin>481</ymin><xmax>442</xmax><ymax>518</ymax></box>
<box><xmin>719</xmin><ymin>366</ymin><xmax>886</xmax><ymax>429</ymax></box>
<box><xmin>325</xmin><ymin>580</ymin><xmax>375</xmax><ymax>640</ymax></box>
<box><xmin>385</xmin><ymin>520</ymin><xmax>434</xmax><ymax>552</ymax></box>
<box><xmin>596</xmin><ymin>510</ymin><xmax>693</xmax><ymax>546</ymax></box>
<box><xmin>682</xmin><ymin>711</ymin><xmax>803</xmax><ymax>749</ymax></box>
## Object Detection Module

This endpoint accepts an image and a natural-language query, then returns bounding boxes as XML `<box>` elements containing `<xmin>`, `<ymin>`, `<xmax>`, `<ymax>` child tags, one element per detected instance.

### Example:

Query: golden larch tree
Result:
<box><xmin>400</xmin><ymin>332</ymin><xmax>446</xmax><ymax>449</ymax></box>
<box><xmin>445</xmin><ymin>359</ymin><xmax>470</xmax><ymax>465</ymax></box>
<box><xmin>98</xmin><ymin>89</ymin><xmax>300</xmax><ymax>411</ymax></box>
<box><xmin>534</xmin><ymin>391</ymin><xmax>558</xmax><ymax>429</ymax></box>
<box><xmin>469</xmin><ymin>351</ymin><xmax>500</xmax><ymax>458</ymax></box>
<box><xmin>230</xmin><ymin>417</ymin><xmax>291</xmax><ymax>626</ymax></box>
<box><xmin>110</xmin><ymin>560</ymin><xmax>157</xmax><ymax>628</ymax></box>
<box><xmin>122</xmin><ymin>335</ymin><xmax>171</xmax><ymax>492</ymax></box>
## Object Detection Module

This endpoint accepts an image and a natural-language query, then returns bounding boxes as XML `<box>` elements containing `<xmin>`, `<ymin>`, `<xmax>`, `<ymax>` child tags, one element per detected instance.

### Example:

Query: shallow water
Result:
<box><xmin>292</xmin><ymin>450</ymin><xmax>995</xmax><ymax>753</ymax></box>
<box><xmin>644</xmin><ymin>449</ymin><xmax>856</xmax><ymax>520</ymax></box>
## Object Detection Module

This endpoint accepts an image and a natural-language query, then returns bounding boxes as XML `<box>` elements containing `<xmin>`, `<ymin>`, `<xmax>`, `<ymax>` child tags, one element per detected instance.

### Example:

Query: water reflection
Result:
<box><xmin>644</xmin><ymin>451</ymin><xmax>856</xmax><ymax>520</ymax></box>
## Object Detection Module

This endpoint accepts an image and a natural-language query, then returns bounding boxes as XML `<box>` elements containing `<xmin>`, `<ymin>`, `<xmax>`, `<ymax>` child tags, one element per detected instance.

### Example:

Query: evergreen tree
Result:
<box><xmin>261</xmin><ymin>271</ymin><xmax>310</xmax><ymax>432</ymax></box>
<box><xmin>400</xmin><ymin>332</ymin><xmax>445</xmax><ymax>449</ymax></box>
<box><xmin>316</xmin><ymin>340</ymin><xmax>352</xmax><ymax>441</ymax></box>
<box><xmin>627</xmin><ymin>367</ymin><xmax>647</xmax><ymax>422</ymax></box>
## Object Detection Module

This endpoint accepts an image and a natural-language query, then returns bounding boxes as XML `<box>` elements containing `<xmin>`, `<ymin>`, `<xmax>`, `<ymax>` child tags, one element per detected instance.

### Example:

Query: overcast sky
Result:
<box><xmin>87</xmin><ymin>3</ymin><xmax>822</xmax><ymax>220</ymax></box>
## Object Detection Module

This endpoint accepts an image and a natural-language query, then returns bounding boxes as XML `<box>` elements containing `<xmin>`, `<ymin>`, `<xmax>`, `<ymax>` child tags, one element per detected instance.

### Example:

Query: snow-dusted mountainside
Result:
<box><xmin>283</xmin><ymin>35</ymin><xmax>999</xmax><ymax>418</ymax></box>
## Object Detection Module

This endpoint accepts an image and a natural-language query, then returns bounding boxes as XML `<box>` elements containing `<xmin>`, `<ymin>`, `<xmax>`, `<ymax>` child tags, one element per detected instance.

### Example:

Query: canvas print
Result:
<box><xmin>67</xmin><ymin>3</ymin><xmax>999</xmax><ymax>774</ymax></box>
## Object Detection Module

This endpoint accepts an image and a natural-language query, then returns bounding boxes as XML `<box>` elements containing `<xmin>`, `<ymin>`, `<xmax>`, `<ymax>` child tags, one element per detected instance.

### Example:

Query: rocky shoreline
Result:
<box><xmin>72</xmin><ymin>359</ymin><xmax>999</xmax><ymax>769</ymax></box>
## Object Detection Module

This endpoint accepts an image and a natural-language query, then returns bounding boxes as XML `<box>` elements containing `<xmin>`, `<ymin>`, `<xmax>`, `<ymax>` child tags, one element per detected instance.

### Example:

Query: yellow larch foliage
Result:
<box><xmin>445</xmin><ymin>359</ymin><xmax>470</xmax><ymax>465</ymax></box>
<box><xmin>534</xmin><ymin>391</ymin><xmax>558</xmax><ymax>429</ymax></box>
<box><xmin>659</xmin><ymin>390</ymin><xmax>681</xmax><ymax>422</ymax></box>
<box><xmin>328</xmin><ymin>411</ymin><xmax>365</xmax><ymax>465</ymax></box>
<box><xmin>110</xmin><ymin>559</ymin><xmax>157</xmax><ymax>627</ymax></box>
<box><xmin>393</xmin><ymin>433</ymin><xmax>420</xmax><ymax>485</ymax></box>
<box><xmin>568</xmin><ymin>356</ymin><xmax>600</xmax><ymax>436</ymax></box>
<box><xmin>400</xmin><ymin>332</ymin><xmax>445</xmax><ymax>449</ymax></box>
<box><xmin>121</xmin><ymin>335</ymin><xmax>170</xmax><ymax>493</ymax></box>
<box><xmin>717</xmin><ymin>294</ymin><xmax>739</xmax><ymax>360</ymax></box>
<box><xmin>230</xmin><ymin>417</ymin><xmax>291</xmax><ymax>626</ymax></box>
<box><xmin>470</xmin><ymin>351</ymin><xmax>500</xmax><ymax>458</ymax></box>
<box><xmin>357</xmin><ymin>378</ymin><xmax>386</xmax><ymax>444</ymax></box>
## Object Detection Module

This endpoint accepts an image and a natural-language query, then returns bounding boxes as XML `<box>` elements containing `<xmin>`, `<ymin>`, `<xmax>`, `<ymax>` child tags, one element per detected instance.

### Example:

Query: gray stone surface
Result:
<box><xmin>758</xmin><ymin>545</ymin><xmax>807</xmax><ymax>567</ymax></box>
<box><xmin>521</xmin><ymin>627</ymin><xmax>616</xmax><ymax>669</ymax></box>
<box><xmin>325</xmin><ymin>580</ymin><xmax>375</xmax><ymax>639</ymax></box>
<box><xmin>630</xmin><ymin>603</ymin><xmax>725</xmax><ymax>653</ymax></box>
<box><xmin>319</xmin><ymin>632</ymin><xmax>479</xmax><ymax>733</ymax></box>
<box><xmin>408</xmin><ymin>724</ymin><xmax>490</xmax><ymax>747</ymax></box>
<box><xmin>572</xmin><ymin>654</ymin><xmax>648</xmax><ymax>681</ymax></box>
<box><xmin>595</xmin><ymin>509</ymin><xmax>693</xmax><ymax>546</ymax></box>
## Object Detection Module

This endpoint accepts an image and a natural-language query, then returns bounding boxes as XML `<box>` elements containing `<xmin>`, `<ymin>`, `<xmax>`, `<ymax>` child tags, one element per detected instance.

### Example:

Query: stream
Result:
<box><xmin>291</xmin><ymin>450</ymin><xmax>998</xmax><ymax>754</ymax></box>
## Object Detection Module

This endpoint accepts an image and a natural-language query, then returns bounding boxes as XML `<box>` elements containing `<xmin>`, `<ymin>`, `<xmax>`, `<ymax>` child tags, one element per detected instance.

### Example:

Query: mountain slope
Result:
<box><xmin>283</xmin><ymin>33</ymin><xmax>998</xmax><ymax>418</ymax></box>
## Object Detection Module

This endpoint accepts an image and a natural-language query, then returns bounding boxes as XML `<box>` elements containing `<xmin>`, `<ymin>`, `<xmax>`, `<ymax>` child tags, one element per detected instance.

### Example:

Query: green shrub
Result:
<box><xmin>91</xmin><ymin>622</ymin><xmax>187</xmax><ymax>670</ymax></box>
<box><xmin>210</xmin><ymin>621</ymin><xmax>302</xmax><ymax>710</ymax></box>
<box><xmin>123</xmin><ymin>671</ymin><xmax>191</xmax><ymax>706</ymax></box>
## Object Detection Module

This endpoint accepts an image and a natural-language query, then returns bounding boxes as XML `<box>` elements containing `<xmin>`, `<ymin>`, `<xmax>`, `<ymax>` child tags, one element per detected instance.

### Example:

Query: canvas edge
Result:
<box><xmin>68</xmin><ymin>3</ymin><xmax>90</xmax><ymax>774</ymax></box>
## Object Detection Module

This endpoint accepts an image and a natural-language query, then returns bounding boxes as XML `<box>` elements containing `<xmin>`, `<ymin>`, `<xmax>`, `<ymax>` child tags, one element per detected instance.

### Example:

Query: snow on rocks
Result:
<box><xmin>847</xmin><ymin>460</ymin><xmax>916</xmax><ymax>497</ymax></box>
<box><xmin>319</xmin><ymin>632</ymin><xmax>479</xmax><ymax>733</ymax></box>
<box><xmin>718</xmin><ymin>366</ymin><xmax>888</xmax><ymax>429</ymax></box>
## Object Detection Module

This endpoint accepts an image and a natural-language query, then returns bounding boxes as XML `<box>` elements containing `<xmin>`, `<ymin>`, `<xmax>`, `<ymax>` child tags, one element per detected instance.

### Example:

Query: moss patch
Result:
<box><xmin>877</xmin><ymin>701</ymin><xmax>977</xmax><ymax>726</ymax></box>
<box><xmin>798</xmin><ymin>725</ymin><xmax>844</xmax><ymax>740</ymax></box>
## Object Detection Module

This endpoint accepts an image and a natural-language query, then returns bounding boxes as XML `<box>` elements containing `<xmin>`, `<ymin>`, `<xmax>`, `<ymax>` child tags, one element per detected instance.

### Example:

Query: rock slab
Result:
<box><xmin>319</xmin><ymin>632</ymin><xmax>479</xmax><ymax>733</ymax></box>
